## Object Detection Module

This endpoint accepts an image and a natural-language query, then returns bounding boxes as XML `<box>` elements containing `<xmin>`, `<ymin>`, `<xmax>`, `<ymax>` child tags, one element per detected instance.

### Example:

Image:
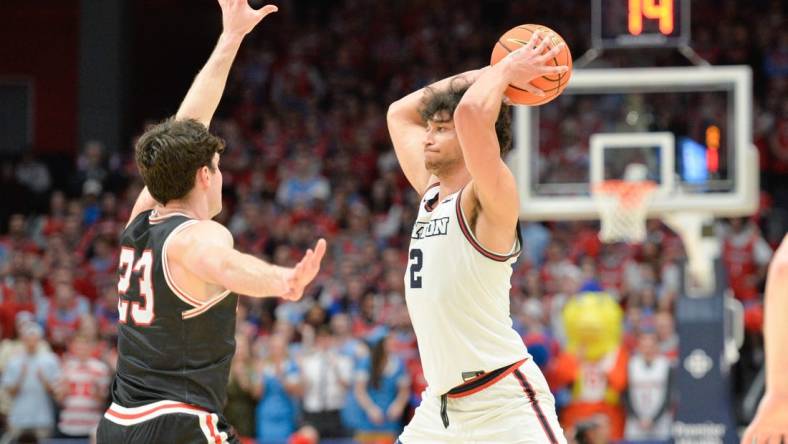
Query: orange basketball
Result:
<box><xmin>490</xmin><ymin>24</ymin><xmax>572</xmax><ymax>106</ymax></box>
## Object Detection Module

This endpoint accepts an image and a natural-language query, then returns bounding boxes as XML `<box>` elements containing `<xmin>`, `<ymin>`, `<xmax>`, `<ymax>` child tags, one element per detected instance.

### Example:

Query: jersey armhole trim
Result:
<box><xmin>149</xmin><ymin>210</ymin><xmax>195</xmax><ymax>225</ymax></box>
<box><xmin>455</xmin><ymin>186</ymin><xmax>522</xmax><ymax>262</ymax></box>
<box><xmin>161</xmin><ymin>219</ymin><xmax>204</xmax><ymax>309</ymax></box>
<box><xmin>424</xmin><ymin>185</ymin><xmax>441</xmax><ymax>212</ymax></box>
<box><xmin>420</xmin><ymin>181</ymin><xmax>440</xmax><ymax>198</ymax></box>
<box><xmin>162</xmin><ymin>219</ymin><xmax>234</xmax><ymax>319</ymax></box>
<box><xmin>181</xmin><ymin>289</ymin><xmax>232</xmax><ymax>320</ymax></box>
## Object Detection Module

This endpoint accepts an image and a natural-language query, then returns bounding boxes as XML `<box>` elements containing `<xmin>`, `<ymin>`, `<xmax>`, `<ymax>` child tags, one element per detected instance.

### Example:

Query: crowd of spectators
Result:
<box><xmin>0</xmin><ymin>0</ymin><xmax>785</xmax><ymax>442</ymax></box>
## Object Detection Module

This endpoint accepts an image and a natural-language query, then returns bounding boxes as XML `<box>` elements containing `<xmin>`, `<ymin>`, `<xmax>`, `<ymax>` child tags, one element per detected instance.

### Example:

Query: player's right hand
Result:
<box><xmin>219</xmin><ymin>0</ymin><xmax>277</xmax><ymax>38</ymax></box>
<box><xmin>499</xmin><ymin>30</ymin><xmax>568</xmax><ymax>97</ymax></box>
<box><xmin>280</xmin><ymin>239</ymin><xmax>327</xmax><ymax>301</ymax></box>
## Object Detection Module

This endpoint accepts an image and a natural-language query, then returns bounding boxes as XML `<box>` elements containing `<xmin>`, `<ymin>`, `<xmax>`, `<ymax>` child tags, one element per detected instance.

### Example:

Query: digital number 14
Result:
<box><xmin>628</xmin><ymin>0</ymin><xmax>674</xmax><ymax>36</ymax></box>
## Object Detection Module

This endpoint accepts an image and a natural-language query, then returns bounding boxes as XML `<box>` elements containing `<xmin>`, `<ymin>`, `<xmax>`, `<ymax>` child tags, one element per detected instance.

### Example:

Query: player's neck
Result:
<box><xmin>156</xmin><ymin>197</ymin><xmax>209</xmax><ymax>220</ymax></box>
<box><xmin>435</xmin><ymin>169</ymin><xmax>471</xmax><ymax>200</ymax></box>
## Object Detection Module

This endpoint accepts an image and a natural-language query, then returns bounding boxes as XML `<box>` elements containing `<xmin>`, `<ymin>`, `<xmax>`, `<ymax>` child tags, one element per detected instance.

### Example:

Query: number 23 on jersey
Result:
<box><xmin>117</xmin><ymin>247</ymin><xmax>155</xmax><ymax>326</ymax></box>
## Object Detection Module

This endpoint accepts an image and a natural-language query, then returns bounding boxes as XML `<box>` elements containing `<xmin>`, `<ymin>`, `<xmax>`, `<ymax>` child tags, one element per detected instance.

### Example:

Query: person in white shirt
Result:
<box><xmin>55</xmin><ymin>333</ymin><xmax>111</xmax><ymax>438</ymax></box>
<box><xmin>299</xmin><ymin>325</ymin><xmax>353</xmax><ymax>439</ymax></box>
<box><xmin>0</xmin><ymin>323</ymin><xmax>60</xmax><ymax>444</ymax></box>
<box><xmin>624</xmin><ymin>331</ymin><xmax>673</xmax><ymax>440</ymax></box>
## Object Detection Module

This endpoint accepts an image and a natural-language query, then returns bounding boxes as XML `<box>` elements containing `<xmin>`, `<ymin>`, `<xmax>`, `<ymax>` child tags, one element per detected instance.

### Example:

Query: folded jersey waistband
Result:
<box><xmin>446</xmin><ymin>358</ymin><xmax>528</xmax><ymax>399</ymax></box>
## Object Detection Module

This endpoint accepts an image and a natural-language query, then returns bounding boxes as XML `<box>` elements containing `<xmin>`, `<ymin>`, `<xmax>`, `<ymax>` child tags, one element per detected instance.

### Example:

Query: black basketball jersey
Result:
<box><xmin>111</xmin><ymin>209</ymin><xmax>238</xmax><ymax>415</ymax></box>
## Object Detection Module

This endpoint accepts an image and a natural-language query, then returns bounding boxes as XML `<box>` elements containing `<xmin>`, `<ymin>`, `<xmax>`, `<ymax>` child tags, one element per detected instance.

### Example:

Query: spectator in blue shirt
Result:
<box><xmin>353</xmin><ymin>327</ymin><xmax>410</xmax><ymax>443</ymax></box>
<box><xmin>252</xmin><ymin>334</ymin><xmax>302</xmax><ymax>444</ymax></box>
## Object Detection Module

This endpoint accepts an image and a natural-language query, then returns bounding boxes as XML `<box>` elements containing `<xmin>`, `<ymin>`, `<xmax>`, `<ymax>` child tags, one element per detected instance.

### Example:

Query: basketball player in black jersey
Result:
<box><xmin>96</xmin><ymin>2</ymin><xmax>326</xmax><ymax>443</ymax></box>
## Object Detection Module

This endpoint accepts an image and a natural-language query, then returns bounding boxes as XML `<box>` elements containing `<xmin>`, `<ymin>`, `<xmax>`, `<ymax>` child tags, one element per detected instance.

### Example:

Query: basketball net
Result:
<box><xmin>592</xmin><ymin>180</ymin><xmax>657</xmax><ymax>243</ymax></box>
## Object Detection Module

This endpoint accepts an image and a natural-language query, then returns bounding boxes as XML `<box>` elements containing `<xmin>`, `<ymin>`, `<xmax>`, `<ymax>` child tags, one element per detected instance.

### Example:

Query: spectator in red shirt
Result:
<box><xmin>540</xmin><ymin>240</ymin><xmax>574</xmax><ymax>296</ymax></box>
<box><xmin>45</xmin><ymin>284</ymin><xmax>88</xmax><ymax>354</ymax></box>
<box><xmin>720</xmin><ymin>217</ymin><xmax>772</xmax><ymax>302</ymax></box>
<box><xmin>93</xmin><ymin>283</ymin><xmax>119</xmax><ymax>341</ymax></box>
<box><xmin>0</xmin><ymin>215</ymin><xmax>38</xmax><ymax>261</ymax></box>
<box><xmin>82</xmin><ymin>236</ymin><xmax>117</xmax><ymax>302</ymax></box>
<box><xmin>0</xmin><ymin>273</ymin><xmax>38</xmax><ymax>340</ymax></box>
<box><xmin>31</xmin><ymin>191</ymin><xmax>68</xmax><ymax>246</ymax></box>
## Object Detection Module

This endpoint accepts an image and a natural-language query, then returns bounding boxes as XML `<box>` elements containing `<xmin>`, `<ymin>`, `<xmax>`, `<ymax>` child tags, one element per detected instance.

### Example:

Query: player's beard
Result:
<box><xmin>425</xmin><ymin>152</ymin><xmax>463</xmax><ymax>177</ymax></box>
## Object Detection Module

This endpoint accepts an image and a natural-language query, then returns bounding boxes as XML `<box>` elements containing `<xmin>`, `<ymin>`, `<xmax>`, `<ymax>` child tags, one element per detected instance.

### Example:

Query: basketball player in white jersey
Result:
<box><xmin>387</xmin><ymin>31</ymin><xmax>568</xmax><ymax>443</ymax></box>
<box><xmin>742</xmin><ymin>236</ymin><xmax>788</xmax><ymax>444</ymax></box>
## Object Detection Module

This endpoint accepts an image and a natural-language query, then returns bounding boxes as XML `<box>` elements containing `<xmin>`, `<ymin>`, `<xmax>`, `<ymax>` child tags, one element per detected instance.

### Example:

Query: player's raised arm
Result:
<box><xmin>741</xmin><ymin>235</ymin><xmax>788</xmax><ymax>444</ymax></box>
<box><xmin>168</xmin><ymin>220</ymin><xmax>326</xmax><ymax>301</ymax></box>
<box><xmin>127</xmin><ymin>1</ymin><xmax>277</xmax><ymax>227</ymax></box>
<box><xmin>176</xmin><ymin>0</ymin><xmax>278</xmax><ymax>126</ymax></box>
<box><xmin>453</xmin><ymin>31</ymin><xmax>567</xmax><ymax>225</ymax></box>
<box><xmin>387</xmin><ymin>69</ymin><xmax>482</xmax><ymax>195</ymax></box>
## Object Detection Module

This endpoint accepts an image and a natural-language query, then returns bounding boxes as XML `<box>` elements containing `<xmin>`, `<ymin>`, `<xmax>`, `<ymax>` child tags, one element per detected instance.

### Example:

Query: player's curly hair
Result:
<box><xmin>419</xmin><ymin>76</ymin><xmax>513</xmax><ymax>157</ymax></box>
<box><xmin>134</xmin><ymin>118</ymin><xmax>225</xmax><ymax>205</ymax></box>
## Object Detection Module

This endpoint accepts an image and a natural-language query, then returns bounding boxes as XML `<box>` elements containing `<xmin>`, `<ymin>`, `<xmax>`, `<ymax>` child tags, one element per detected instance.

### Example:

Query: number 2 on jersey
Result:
<box><xmin>117</xmin><ymin>248</ymin><xmax>155</xmax><ymax>326</ymax></box>
<box><xmin>409</xmin><ymin>249</ymin><xmax>423</xmax><ymax>288</ymax></box>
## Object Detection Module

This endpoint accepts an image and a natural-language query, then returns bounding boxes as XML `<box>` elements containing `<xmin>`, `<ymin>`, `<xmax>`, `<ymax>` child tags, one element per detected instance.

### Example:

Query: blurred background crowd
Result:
<box><xmin>0</xmin><ymin>0</ymin><xmax>786</xmax><ymax>443</ymax></box>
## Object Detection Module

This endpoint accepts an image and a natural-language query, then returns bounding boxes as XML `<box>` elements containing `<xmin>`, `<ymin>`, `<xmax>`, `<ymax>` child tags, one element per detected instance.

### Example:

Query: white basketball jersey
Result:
<box><xmin>627</xmin><ymin>354</ymin><xmax>670</xmax><ymax>418</ymax></box>
<box><xmin>405</xmin><ymin>184</ymin><xmax>528</xmax><ymax>396</ymax></box>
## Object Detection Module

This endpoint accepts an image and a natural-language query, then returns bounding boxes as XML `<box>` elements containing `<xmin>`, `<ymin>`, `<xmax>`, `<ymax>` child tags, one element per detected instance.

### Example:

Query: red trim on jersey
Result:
<box><xmin>447</xmin><ymin>358</ymin><xmax>527</xmax><ymax>399</ymax></box>
<box><xmin>513</xmin><ymin>369</ymin><xmax>559</xmax><ymax>444</ymax></box>
<box><xmin>106</xmin><ymin>402</ymin><xmax>207</xmax><ymax>420</ymax></box>
<box><xmin>454</xmin><ymin>187</ymin><xmax>522</xmax><ymax>262</ymax></box>
<box><xmin>206</xmin><ymin>414</ymin><xmax>221</xmax><ymax>444</ymax></box>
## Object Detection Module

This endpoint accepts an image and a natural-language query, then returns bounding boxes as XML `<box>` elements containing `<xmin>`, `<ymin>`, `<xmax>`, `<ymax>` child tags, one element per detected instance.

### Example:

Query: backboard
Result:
<box><xmin>509</xmin><ymin>65</ymin><xmax>758</xmax><ymax>222</ymax></box>
<box><xmin>508</xmin><ymin>65</ymin><xmax>758</xmax><ymax>294</ymax></box>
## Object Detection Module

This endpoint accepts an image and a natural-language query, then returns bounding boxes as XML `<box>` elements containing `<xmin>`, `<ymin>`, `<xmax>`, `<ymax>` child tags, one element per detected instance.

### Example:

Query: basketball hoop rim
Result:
<box><xmin>592</xmin><ymin>179</ymin><xmax>658</xmax><ymax>210</ymax></box>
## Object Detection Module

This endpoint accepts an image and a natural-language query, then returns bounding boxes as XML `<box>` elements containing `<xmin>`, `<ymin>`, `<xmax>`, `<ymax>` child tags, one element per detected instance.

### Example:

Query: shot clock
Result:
<box><xmin>592</xmin><ymin>0</ymin><xmax>690</xmax><ymax>48</ymax></box>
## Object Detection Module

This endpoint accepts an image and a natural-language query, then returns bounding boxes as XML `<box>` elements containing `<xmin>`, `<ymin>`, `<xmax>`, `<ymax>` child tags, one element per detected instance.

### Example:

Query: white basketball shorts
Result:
<box><xmin>398</xmin><ymin>358</ymin><xmax>566</xmax><ymax>444</ymax></box>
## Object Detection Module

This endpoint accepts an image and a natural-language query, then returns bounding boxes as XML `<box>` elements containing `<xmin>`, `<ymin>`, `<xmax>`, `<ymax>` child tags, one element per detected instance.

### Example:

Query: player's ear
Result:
<box><xmin>196</xmin><ymin>166</ymin><xmax>211</xmax><ymax>188</ymax></box>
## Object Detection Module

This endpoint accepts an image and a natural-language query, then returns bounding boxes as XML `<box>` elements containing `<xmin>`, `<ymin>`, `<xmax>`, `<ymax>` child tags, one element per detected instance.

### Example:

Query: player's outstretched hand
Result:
<box><xmin>741</xmin><ymin>392</ymin><xmax>788</xmax><ymax>444</ymax></box>
<box><xmin>280</xmin><ymin>239</ymin><xmax>327</xmax><ymax>301</ymax></box>
<box><xmin>501</xmin><ymin>30</ymin><xmax>568</xmax><ymax>97</ymax></box>
<box><xmin>219</xmin><ymin>0</ymin><xmax>277</xmax><ymax>38</ymax></box>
